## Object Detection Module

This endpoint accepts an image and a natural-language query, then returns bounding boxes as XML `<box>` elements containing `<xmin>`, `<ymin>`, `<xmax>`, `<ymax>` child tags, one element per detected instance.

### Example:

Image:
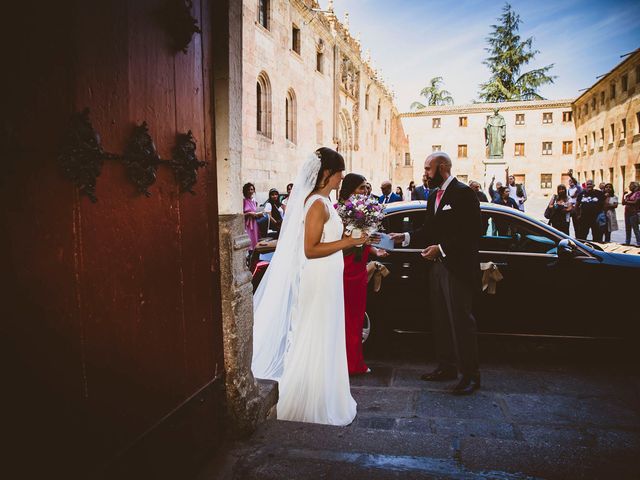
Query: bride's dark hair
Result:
<box><xmin>338</xmin><ymin>173</ymin><xmax>366</xmax><ymax>202</ymax></box>
<box><xmin>313</xmin><ymin>147</ymin><xmax>345</xmax><ymax>191</ymax></box>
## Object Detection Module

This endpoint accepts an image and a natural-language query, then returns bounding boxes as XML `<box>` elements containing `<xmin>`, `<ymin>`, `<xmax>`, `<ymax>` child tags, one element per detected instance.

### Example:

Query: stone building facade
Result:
<box><xmin>400</xmin><ymin>99</ymin><xmax>576</xmax><ymax>200</ymax></box>
<box><xmin>242</xmin><ymin>0</ymin><xmax>406</xmax><ymax>198</ymax></box>
<box><xmin>573</xmin><ymin>49</ymin><xmax>640</xmax><ymax>193</ymax></box>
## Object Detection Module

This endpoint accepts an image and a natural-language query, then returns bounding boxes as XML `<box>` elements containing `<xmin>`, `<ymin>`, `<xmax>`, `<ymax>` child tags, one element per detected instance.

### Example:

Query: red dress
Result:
<box><xmin>343</xmin><ymin>245</ymin><xmax>371</xmax><ymax>374</ymax></box>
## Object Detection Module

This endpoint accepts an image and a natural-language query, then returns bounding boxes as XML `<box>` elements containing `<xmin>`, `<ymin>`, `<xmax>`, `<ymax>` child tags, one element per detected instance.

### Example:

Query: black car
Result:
<box><xmin>251</xmin><ymin>201</ymin><xmax>640</xmax><ymax>342</ymax></box>
<box><xmin>372</xmin><ymin>201</ymin><xmax>639</xmax><ymax>341</ymax></box>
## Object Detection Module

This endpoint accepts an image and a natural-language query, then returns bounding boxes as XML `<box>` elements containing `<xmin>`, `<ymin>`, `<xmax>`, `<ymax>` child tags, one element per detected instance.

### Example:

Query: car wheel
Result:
<box><xmin>362</xmin><ymin>312</ymin><xmax>371</xmax><ymax>344</ymax></box>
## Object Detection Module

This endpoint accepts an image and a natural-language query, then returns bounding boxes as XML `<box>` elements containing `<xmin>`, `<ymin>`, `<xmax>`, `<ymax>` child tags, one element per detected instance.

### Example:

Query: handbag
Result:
<box><xmin>543</xmin><ymin>205</ymin><xmax>554</xmax><ymax>220</ymax></box>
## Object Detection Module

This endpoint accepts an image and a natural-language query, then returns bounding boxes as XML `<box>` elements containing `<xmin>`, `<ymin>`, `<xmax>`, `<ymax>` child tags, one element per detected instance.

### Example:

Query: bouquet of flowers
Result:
<box><xmin>336</xmin><ymin>194</ymin><xmax>385</xmax><ymax>261</ymax></box>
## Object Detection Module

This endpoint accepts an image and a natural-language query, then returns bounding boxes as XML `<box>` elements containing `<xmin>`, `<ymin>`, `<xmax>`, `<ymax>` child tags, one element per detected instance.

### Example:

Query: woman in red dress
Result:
<box><xmin>337</xmin><ymin>174</ymin><xmax>388</xmax><ymax>375</ymax></box>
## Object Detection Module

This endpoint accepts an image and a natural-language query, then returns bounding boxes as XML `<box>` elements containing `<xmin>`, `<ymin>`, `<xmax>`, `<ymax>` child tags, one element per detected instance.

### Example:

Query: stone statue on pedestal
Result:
<box><xmin>485</xmin><ymin>108</ymin><xmax>506</xmax><ymax>159</ymax></box>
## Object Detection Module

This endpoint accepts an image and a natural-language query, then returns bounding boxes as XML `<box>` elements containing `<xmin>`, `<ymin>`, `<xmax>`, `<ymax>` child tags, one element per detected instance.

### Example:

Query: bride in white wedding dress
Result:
<box><xmin>251</xmin><ymin>147</ymin><xmax>367</xmax><ymax>426</ymax></box>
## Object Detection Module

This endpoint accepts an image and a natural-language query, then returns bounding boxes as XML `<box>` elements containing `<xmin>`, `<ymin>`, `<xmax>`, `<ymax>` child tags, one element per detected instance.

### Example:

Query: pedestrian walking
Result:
<box><xmin>622</xmin><ymin>182</ymin><xmax>640</xmax><ymax>246</ymax></box>
<box><xmin>602</xmin><ymin>183</ymin><xmax>618</xmax><ymax>242</ymax></box>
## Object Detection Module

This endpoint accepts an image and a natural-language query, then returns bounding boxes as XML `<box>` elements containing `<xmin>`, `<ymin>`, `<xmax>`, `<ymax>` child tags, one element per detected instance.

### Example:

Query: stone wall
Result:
<box><xmin>573</xmin><ymin>50</ymin><xmax>640</xmax><ymax>193</ymax></box>
<box><xmin>241</xmin><ymin>0</ymin><xmax>402</xmax><ymax>200</ymax></box>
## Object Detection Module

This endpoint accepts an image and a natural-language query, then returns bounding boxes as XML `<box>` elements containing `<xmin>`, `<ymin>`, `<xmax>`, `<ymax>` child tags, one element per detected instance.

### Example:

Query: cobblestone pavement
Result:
<box><xmin>199</xmin><ymin>340</ymin><xmax>640</xmax><ymax>480</ymax></box>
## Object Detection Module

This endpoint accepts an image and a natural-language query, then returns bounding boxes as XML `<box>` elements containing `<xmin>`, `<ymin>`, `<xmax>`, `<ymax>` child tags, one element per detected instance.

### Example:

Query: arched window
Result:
<box><xmin>256</xmin><ymin>71</ymin><xmax>272</xmax><ymax>138</ymax></box>
<box><xmin>285</xmin><ymin>88</ymin><xmax>297</xmax><ymax>144</ymax></box>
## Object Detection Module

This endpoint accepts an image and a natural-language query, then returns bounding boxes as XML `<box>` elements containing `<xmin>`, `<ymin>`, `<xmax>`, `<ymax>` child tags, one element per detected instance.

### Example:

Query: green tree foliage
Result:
<box><xmin>411</xmin><ymin>76</ymin><xmax>454</xmax><ymax>110</ymax></box>
<box><xmin>479</xmin><ymin>3</ymin><xmax>556</xmax><ymax>102</ymax></box>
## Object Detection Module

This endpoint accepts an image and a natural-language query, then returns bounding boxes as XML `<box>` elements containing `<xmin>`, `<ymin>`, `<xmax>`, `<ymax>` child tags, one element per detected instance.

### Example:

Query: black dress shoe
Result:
<box><xmin>420</xmin><ymin>367</ymin><xmax>458</xmax><ymax>382</ymax></box>
<box><xmin>451</xmin><ymin>376</ymin><xmax>480</xmax><ymax>395</ymax></box>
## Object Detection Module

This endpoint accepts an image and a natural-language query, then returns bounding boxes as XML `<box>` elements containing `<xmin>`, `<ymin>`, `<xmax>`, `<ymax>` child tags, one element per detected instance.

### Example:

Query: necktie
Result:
<box><xmin>384</xmin><ymin>195</ymin><xmax>389</xmax><ymax>204</ymax></box>
<box><xmin>435</xmin><ymin>189</ymin><xmax>444</xmax><ymax>210</ymax></box>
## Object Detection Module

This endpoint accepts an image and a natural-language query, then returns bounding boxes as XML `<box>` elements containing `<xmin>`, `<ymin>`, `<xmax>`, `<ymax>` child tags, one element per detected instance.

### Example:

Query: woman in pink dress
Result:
<box><xmin>243</xmin><ymin>182</ymin><xmax>261</xmax><ymax>250</ymax></box>
<box><xmin>337</xmin><ymin>174</ymin><xmax>388</xmax><ymax>374</ymax></box>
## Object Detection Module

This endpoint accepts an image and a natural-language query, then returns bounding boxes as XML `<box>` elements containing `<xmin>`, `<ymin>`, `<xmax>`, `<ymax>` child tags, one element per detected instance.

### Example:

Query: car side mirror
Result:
<box><xmin>558</xmin><ymin>239</ymin><xmax>577</xmax><ymax>260</ymax></box>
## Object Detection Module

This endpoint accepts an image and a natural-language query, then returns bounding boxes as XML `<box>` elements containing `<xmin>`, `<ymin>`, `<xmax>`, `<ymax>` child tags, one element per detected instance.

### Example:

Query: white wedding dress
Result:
<box><xmin>275</xmin><ymin>194</ymin><xmax>357</xmax><ymax>425</ymax></box>
<box><xmin>252</xmin><ymin>154</ymin><xmax>357</xmax><ymax>426</ymax></box>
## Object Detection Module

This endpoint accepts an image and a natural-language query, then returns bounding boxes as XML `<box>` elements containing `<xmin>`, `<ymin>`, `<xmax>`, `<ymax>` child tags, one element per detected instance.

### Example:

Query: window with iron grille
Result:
<box><xmin>514</xmin><ymin>143</ymin><xmax>525</xmax><ymax>156</ymax></box>
<box><xmin>542</xmin><ymin>142</ymin><xmax>552</xmax><ymax>155</ymax></box>
<box><xmin>540</xmin><ymin>174</ymin><xmax>552</xmax><ymax>189</ymax></box>
<box><xmin>459</xmin><ymin>116</ymin><xmax>468</xmax><ymax>127</ymax></box>
<box><xmin>457</xmin><ymin>144</ymin><xmax>468</xmax><ymax>158</ymax></box>
<box><xmin>609</xmin><ymin>124</ymin><xmax>615</xmax><ymax>144</ymax></box>
<box><xmin>515</xmin><ymin>113</ymin><xmax>525</xmax><ymax>125</ymax></box>
<box><xmin>562</xmin><ymin>141</ymin><xmax>573</xmax><ymax>154</ymax></box>
<box><xmin>562</xmin><ymin>111</ymin><xmax>572</xmax><ymax>122</ymax></box>
<box><xmin>432</xmin><ymin>145</ymin><xmax>441</xmax><ymax>152</ymax></box>
<box><xmin>258</xmin><ymin>0</ymin><xmax>269</xmax><ymax>29</ymax></box>
<box><xmin>542</xmin><ymin>112</ymin><xmax>553</xmax><ymax>124</ymax></box>
<box><xmin>432</xmin><ymin>117</ymin><xmax>441</xmax><ymax>128</ymax></box>
<box><xmin>291</xmin><ymin>24</ymin><xmax>300</xmax><ymax>54</ymax></box>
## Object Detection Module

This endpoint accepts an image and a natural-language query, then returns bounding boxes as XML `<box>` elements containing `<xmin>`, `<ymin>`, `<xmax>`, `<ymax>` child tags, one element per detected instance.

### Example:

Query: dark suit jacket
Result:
<box><xmin>411</xmin><ymin>185</ymin><xmax>429</xmax><ymax>201</ymax></box>
<box><xmin>379</xmin><ymin>192</ymin><xmax>402</xmax><ymax>204</ymax></box>
<box><xmin>410</xmin><ymin>178</ymin><xmax>482</xmax><ymax>287</ymax></box>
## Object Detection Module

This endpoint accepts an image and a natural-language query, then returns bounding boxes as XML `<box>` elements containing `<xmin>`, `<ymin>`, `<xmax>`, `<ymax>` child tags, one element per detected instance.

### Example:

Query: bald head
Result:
<box><xmin>425</xmin><ymin>152</ymin><xmax>452</xmax><ymax>171</ymax></box>
<box><xmin>380</xmin><ymin>180</ymin><xmax>392</xmax><ymax>195</ymax></box>
<box><xmin>424</xmin><ymin>151</ymin><xmax>452</xmax><ymax>189</ymax></box>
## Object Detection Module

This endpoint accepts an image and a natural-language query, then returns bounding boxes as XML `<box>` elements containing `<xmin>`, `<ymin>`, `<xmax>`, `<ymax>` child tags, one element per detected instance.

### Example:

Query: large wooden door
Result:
<box><xmin>3</xmin><ymin>0</ymin><xmax>225</xmax><ymax>476</ymax></box>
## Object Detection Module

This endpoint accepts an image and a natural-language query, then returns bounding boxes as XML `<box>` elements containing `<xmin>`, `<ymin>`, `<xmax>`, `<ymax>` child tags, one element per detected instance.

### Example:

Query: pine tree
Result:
<box><xmin>478</xmin><ymin>3</ymin><xmax>555</xmax><ymax>102</ymax></box>
<box><xmin>410</xmin><ymin>76</ymin><xmax>454</xmax><ymax>110</ymax></box>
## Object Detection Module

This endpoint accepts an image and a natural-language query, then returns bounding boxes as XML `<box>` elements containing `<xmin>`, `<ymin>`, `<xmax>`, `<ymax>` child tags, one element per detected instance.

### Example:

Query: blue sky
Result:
<box><xmin>327</xmin><ymin>0</ymin><xmax>640</xmax><ymax>111</ymax></box>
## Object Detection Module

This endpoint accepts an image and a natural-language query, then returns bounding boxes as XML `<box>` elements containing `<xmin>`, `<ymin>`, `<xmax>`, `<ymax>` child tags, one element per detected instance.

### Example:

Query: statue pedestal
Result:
<box><xmin>483</xmin><ymin>158</ymin><xmax>506</xmax><ymax>192</ymax></box>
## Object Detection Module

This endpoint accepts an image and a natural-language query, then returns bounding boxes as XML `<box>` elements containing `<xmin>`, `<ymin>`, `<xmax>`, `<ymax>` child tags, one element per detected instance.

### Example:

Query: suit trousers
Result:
<box><xmin>428</xmin><ymin>261</ymin><xmax>479</xmax><ymax>377</ymax></box>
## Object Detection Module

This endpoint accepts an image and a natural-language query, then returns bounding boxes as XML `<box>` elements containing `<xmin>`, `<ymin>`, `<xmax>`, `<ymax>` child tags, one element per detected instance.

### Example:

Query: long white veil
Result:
<box><xmin>251</xmin><ymin>153</ymin><xmax>321</xmax><ymax>381</ymax></box>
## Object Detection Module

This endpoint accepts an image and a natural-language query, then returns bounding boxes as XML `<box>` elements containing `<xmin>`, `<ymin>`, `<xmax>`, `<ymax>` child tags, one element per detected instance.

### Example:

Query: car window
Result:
<box><xmin>381</xmin><ymin>209</ymin><xmax>425</xmax><ymax>247</ymax></box>
<box><xmin>481</xmin><ymin>212</ymin><xmax>558</xmax><ymax>254</ymax></box>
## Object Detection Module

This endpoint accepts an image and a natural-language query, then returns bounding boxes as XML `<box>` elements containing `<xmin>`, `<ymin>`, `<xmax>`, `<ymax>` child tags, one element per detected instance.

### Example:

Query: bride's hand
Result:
<box><xmin>344</xmin><ymin>232</ymin><xmax>368</xmax><ymax>247</ymax></box>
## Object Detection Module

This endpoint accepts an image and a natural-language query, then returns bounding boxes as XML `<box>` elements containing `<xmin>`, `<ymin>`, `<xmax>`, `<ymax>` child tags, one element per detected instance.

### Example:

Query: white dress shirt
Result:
<box><xmin>402</xmin><ymin>176</ymin><xmax>456</xmax><ymax>257</ymax></box>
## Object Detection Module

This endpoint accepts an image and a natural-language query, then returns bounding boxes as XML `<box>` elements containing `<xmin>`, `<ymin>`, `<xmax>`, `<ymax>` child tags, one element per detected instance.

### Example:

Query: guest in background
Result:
<box><xmin>545</xmin><ymin>184</ymin><xmax>573</xmax><ymax>235</ymax></box>
<box><xmin>575</xmin><ymin>180</ymin><xmax>604</xmax><ymax>241</ymax></box>
<box><xmin>407</xmin><ymin>181</ymin><xmax>416</xmax><ymax>200</ymax></box>
<box><xmin>622</xmin><ymin>181</ymin><xmax>640</xmax><ymax>246</ymax></box>
<box><xmin>338</xmin><ymin>173</ymin><xmax>388</xmax><ymax>375</ymax></box>
<box><xmin>598</xmin><ymin>182</ymin><xmax>606</xmax><ymax>192</ymax></box>
<box><xmin>379</xmin><ymin>180</ymin><xmax>401</xmax><ymax>204</ymax></box>
<box><xmin>602</xmin><ymin>183</ymin><xmax>618</xmax><ymax>242</ymax></box>
<box><xmin>264</xmin><ymin>188</ymin><xmax>284</xmax><ymax>237</ymax></box>
<box><xmin>493</xmin><ymin>186</ymin><xmax>518</xmax><ymax>209</ymax></box>
<box><xmin>469</xmin><ymin>181</ymin><xmax>488</xmax><ymax>203</ymax></box>
<box><xmin>506</xmin><ymin>167</ymin><xmax>527</xmax><ymax>211</ymax></box>
<box><xmin>395</xmin><ymin>186</ymin><xmax>404</xmax><ymax>201</ymax></box>
<box><xmin>411</xmin><ymin>174</ymin><xmax>430</xmax><ymax>201</ymax></box>
<box><xmin>364</xmin><ymin>182</ymin><xmax>373</xmax><ymax>198</ymax></box>
<box><xmin>567</xmin><ymin>169</ymin><xmax>582</xmax><ymax>236</ymax></box>
<box><xmin>492</xmin><ymin>186</ymin><xmax>518</xmax><ymax>236</ymax></box>
<box><xmin>242</xmin><ymin>182</ymin><xmax>262</xmax><ymax>250</ymax></box>
<box><xmin>488</xmin><ymin>176</ymin><xmax>503</xmax><ymax>203</ymax></box>
<box><xmin>281</xmin><ymin>182</ymin><xmax>294</xmax><ymax>213</ymax></box>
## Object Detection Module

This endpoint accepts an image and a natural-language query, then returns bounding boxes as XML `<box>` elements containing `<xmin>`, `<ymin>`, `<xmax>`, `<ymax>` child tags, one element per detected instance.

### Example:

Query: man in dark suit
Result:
<box><xmin>390</xmin><ymin>152</ymin><xmax>482</xmax><ymax>395</ymax></box>
<box><xmin>411</xmin><ymin>174</ymin><xmax>430</xmax><ymax>201</ymax></box>
<box><xmin>379</xmin><ymin>180</ymin><xmax>402</xmax><ymax>204</ymax></box>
